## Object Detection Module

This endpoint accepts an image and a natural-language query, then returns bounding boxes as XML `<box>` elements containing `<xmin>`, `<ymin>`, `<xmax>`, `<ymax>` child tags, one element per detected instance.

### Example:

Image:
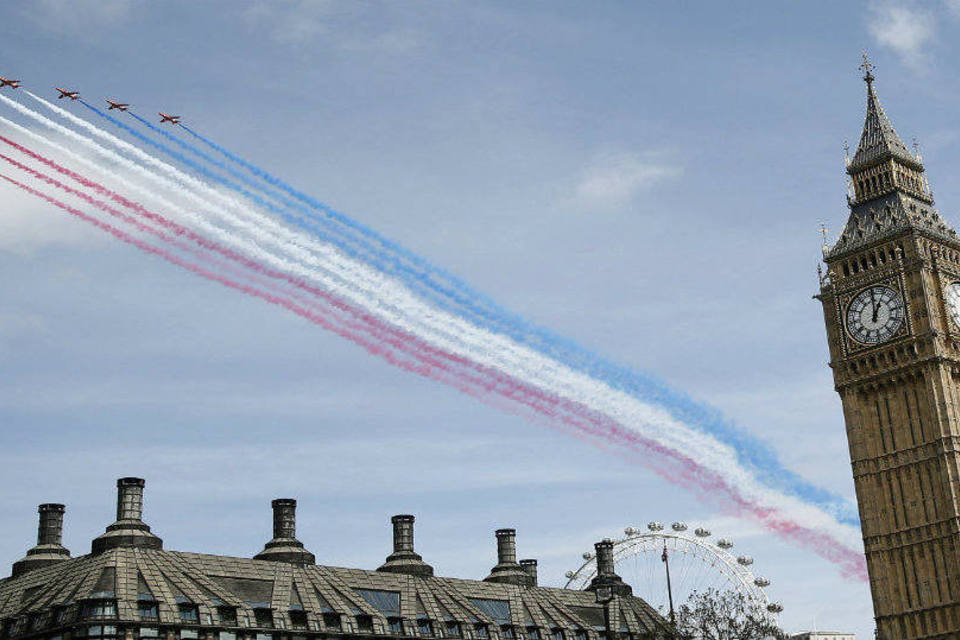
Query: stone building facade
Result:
<box><xmin>817</xmin><ymin>59</ymin><xmax>960</xmax><ymax>639</ymax></box>
<box><xmin>0</xmin><ymin>479</ymin><xmax>671</xmax><ymax>640</ymax></box>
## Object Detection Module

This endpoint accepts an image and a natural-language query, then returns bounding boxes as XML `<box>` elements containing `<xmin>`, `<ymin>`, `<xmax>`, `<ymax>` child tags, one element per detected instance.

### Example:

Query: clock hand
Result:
<box><xmin>870</xmin><ymin>289</ymin><xmax>880</xmax><ymax>323</ymax></box>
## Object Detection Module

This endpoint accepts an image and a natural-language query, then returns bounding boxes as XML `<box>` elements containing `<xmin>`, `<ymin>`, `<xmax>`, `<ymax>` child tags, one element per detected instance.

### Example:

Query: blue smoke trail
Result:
<box><xmin>123</xmin><ymin>108</ymin><xmax>512</xmax><ymax>327</ymax></box>
<box><xmin>133</xmin><ymin>111</ymin><xmax>509</xmax><ymax>321</ymax></box>
<box><xmin>81</xmin><ymin>99</ymin><xmax>858</xmax><ymax>526</ymax></box>
<box><xmin>78</xmin><ymin>101</ymin><xmax>499</xmax><ymax>319</ymax></box>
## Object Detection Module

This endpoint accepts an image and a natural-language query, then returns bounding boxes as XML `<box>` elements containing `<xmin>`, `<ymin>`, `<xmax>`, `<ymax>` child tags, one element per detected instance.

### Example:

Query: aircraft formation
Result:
<box><xmin>3</xmin><ymin>75</ymin><xmax>181</xmax><ymax>124</ymax></box>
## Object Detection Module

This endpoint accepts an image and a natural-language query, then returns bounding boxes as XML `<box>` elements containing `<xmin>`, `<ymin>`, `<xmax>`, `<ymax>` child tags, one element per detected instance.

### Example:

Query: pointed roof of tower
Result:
<box><xmin>825</xmin><ymin>55</ymin><xmax>958</xmax><ymax>260</ymax></box>
<box><xmin>848</xmin><ymin>54</ymin><xmax>922</xmax><ymax>173</ymax></box>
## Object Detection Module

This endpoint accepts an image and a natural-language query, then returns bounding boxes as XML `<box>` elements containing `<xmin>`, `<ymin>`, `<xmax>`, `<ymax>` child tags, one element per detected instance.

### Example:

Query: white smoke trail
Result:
<box><xmin>0</xmin><ymin>94</ymin><xmax>864</xmax><ymax>558</ymax></box>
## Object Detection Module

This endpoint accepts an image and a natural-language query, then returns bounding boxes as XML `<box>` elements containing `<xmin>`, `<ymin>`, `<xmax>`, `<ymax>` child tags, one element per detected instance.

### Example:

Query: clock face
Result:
<box><xmin>946</xmin><ymin>282</ymin><xmax>960</xmax><ymax>328</ymax></box>
<box><xmin>845</xmin><ymin>285</ymin><xmax>905</xmax><ymax>344</ymax></box>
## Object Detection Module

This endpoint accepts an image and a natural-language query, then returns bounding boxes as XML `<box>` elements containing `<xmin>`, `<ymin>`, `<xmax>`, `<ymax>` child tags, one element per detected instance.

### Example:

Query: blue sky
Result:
<box><xmin>3</xmin><ymin>1</ymin><xmax>960</xmax><ymax>636</ymax></box>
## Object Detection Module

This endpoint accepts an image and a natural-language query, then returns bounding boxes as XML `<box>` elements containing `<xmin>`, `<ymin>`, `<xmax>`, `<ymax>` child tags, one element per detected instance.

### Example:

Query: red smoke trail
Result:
<box><xmin>0</xmin><ymin>163</ymin><xmax>700</xmax><ymax>489</ymax></box>
<box><xmin>0</xmin><ymin>160</ymin><xmax>868</xmax><ymax>580</ymax></box>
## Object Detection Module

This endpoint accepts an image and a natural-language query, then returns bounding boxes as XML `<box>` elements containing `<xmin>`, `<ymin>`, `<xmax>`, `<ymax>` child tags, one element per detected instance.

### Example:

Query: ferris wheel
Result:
<box><xmin>563</xmin><ymin>522</ymin><xmax>783</xmax><ymax>617</ymax></box>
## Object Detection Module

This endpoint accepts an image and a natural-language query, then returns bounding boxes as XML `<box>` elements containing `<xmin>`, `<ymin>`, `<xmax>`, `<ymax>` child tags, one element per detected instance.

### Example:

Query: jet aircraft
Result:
<box><xmin>0</xmin><ymin>76</ymin><xmax>21</xmax><ymax>89</ymax></box>
<box><xmin>56</xmin><ymin>88</ymin><xmax>79</xmax><ymax>100</ymax></box>
<box><xmin>159</xmin><ymin>112</ymin><xmax>181</xmax><ymax>125</ymax></box>
<box><xmin>106</xmin><ymin>99</ymin><xmax>129</xmax><ymax>111</ymax></box>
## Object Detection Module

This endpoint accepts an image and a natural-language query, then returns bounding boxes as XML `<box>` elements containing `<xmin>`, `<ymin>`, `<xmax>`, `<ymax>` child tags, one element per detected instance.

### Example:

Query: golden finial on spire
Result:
<box><xmin>860</xmin><ymin>51</ymin><xmax>875</xmax><ymax>85</ymax></box>
<box><xmin>843</xmin><ymin>140</ymin><xmax>851</xmax><ymax>167</ymax></box>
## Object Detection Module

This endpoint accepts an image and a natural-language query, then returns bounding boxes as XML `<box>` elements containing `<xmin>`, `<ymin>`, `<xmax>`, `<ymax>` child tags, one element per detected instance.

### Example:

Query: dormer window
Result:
<box><xmin>178</xmin><ymin>604</ymin><xmax>199</xmax><ymax>624</ymax></box>
<box><xmin>218</xmin><ymin>606</ymin><xmax>237</xmax><ymax>626</ymax></box>
<box><xmin>322</xmin><ymin>612</ymin><xmax>342</xmax><ymax>631</ymax></box>
<box><xmin>387</xmin><ymin>618</ymin><xmax>404</xmax><ymax>635</ymax></box>
<box><xmin>289</xmin><ymin>609</ymin><xmax>308</xmax><ymax>630</ymax></box>
<box><xmin>254</xmin><ymin>608</ymin><xmax>274</xmax><ymax>628</ymax></box>
<box><xmin>138</xmin><ymin>600</ymin><xmax>158</xmax><ymax>621</ymax></box>
<box><xmin>81</xmin><ymin>600</ymin><xmax>117</xmax><ymax>620</ymax></box>
<box><xmin>356</xmin><ymin>614</ymin><xmax>374</xmax><ymax>633</ymax></box>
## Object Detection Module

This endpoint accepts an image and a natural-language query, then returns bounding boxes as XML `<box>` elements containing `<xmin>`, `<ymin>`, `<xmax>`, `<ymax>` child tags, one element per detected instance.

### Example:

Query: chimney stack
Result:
<box><xmin>484</xmin><ymin>529</ymin><xmax>531</xmax><ymax>586</ymax></box>
<box><xmin>272</xmin><ymin>498</ymin><xmax>297</xmax><ymax>540</ymax></box>
<box><xmin>595</xmin><ymin>539</ymin><xmax>615</xmax><ymax>576</ymax></box>
<box><xmin>38</xmin><ymin>503</ymin><xmax>66</xmax><ymax>546</ymax></box>
<box><xmin>520</xmin><ymin>559</ymin><xmax>538</xmax><ymax>587</ymax></box>
<box><xmin>254</xmin><ymin>499</ymin><xmax>316</xmax><ymax>566</ymax></box>
<box><xmin>377</xmin><ymin>514</ymin><xmax>434</xmax><ymax>577</ymax></box>
<box><xmin>585</xmin><ymin>539</ymin><xmax>632</xmax><ymax>596</ymax></box>
<box><xmin>117</xmin><ymin>477</ymin><xmax>144</xmax><ymax>521</ymax></box>
<box><xmin>11</xmin><ymin>504</ymin><xmax>71</xmax><ymax>577</ymax></box>
<box><xmin>92</xmin><ymin>478</ymin><xmax>163</xmax><ymax>554</ymax></box>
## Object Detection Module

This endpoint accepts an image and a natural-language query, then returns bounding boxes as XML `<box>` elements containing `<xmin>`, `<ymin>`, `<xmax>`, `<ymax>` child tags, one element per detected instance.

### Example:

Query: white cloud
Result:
<box><xmin>868</xmin><ymin>3</ymin><xmax>936</xmax><ymax>70</ymax></box>
<box><xmin>25</xmin><ymin>0</ymin><xmax>133</xmax><ymax>36</ymax></box>
<box><xmin>242</xmin><ymin>1</ymin><xmax>422</xmax><ymax>53</ymax></box>
<box><xmin>574</xmin><ymin>152</ymin><xmax>680</xmax><ymax>210</ymax></box>
<box><xmin>243</xmin><ymin>0</ymin><xmax>335</xmax><ymax>46</ymax></box>
<box><xmin>0</xmin><ymin>179</ymin><xmax>104</xmax><ymax>254</ymax></box>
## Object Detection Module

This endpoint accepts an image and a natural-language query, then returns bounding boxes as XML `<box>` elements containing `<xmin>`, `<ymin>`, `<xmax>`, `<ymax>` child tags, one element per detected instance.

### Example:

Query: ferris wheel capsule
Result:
<box><xmin>716</xmin><ymin>538</ymin><xmax>733</xmax><ymax>549</ymax></box>
<box><xmin>737</xmin><ymin>555</ymin><xmax>754</xmax><ymax>566</ymax></box>
<box><xmin>671</xmin><ymin>521</ymin><xmax>688</xmax><ymax>532</ymax></box>
<box><xmin>624</xmin><ymin>526</ymin><xmax>637</xmax><ymax>536</ymax></box>
<box><xmin>647</xmin><ymin>521</ymin><xmax>664</xmax><ymax>532</ymax></box>
<box><xmin>694</xmin><ymin>527</ymin><xmax>711</xmax><ymax>537</ymax></box>
<box><xmin>754</xmin><ymin>577</ymin><xmax>770</xmax><ymax>587</ymax></box>
<box><xmin>766</xmin><ymin>603</ymin><xmax>783</xmax><ymax>614</ymax></box>
<box><xmin>564</xmin><ymin>571</ymin><xmax>575</xmax><ymax>579</ymax></box>
<box><xmin>582</xmin><ymin>551</ymin><xmax>594</xmax><ymax>560</ymax></box>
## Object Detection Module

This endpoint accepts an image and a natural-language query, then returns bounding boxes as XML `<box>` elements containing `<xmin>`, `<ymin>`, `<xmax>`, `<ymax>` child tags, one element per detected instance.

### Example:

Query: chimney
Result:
<box><xmin>595</xmin><ymin>539</ymin><xmax>615</xmax><ymax>576</ymax></box>
<box><xmin>117</xmin><ymin>477</ymin><xmax>144</xmax><ymax>521</ymax></box>
<box><xmin>272</xmin><ymin>498</ymin><xmax>297</xmax><ymax>540</ymax></box>
<box><xmin>377</xmin><ymin>514</ymin><xmax>434</xmax><ymax>577</ymax></box>
<box><xmin>484</xmin><ymin>529</ymin><xmax>531</xmax><ymax>586</ymax></box>
<box><xmin>497</xmin><ymin>529</ymin><xmax>517</xmax><ymax>564</ymax></box>
<box><xmin>38</xmin><ymin>503</ymin><xmax>66</xmax><ymax>546</ymax></box>
<box><xmin>585</xmin><ymin>539</ymin><xmax>632</xmax><ymax>596</ymax></box>
<box><xmin>520</xmin><ymin>559</ymin><xmax>538</xmax><ymax>587</ymax></box>
<box><xmin>254</xmin><ymin>498</ymin><xmax>316</xmax><ymax>566</ymax></box>
<box><xmin>92</xmin><ymin>478</ymin><xmax>163</xmax><ymax>554</ymax></box>
<box><xmin>11</xmin><ymin>504</ymin><xmax>71</xmax><ymax>577</ymax></box>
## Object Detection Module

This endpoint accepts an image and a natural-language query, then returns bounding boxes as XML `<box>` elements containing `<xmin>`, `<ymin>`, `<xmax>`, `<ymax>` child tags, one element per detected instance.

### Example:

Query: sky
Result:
<box><xmin>3</xmin><ymin>1</ymin><xmax>960</xmax><ymax>637</ymax></box>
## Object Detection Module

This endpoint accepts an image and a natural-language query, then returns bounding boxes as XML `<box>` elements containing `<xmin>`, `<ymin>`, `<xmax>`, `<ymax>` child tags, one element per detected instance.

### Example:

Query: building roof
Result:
<box><xmin>0</xmin><ymin>479</ymin><xmax>670</xmax><ymax>640</ymax></box>
<box><xmin>0</xmin><ymin>548</ymin><xmax>665</xmax><ymax>635</ymax></box>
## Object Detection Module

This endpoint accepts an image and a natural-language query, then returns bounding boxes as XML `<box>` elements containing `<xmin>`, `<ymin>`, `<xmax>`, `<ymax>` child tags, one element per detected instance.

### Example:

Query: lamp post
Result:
<box><xmin>661</xmin><ymin>543</ymin><xmax>676</xmax><ymax>627</ymax></box>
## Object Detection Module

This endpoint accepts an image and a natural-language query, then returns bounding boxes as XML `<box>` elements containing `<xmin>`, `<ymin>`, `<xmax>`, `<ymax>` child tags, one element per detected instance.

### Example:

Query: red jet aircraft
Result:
<box><xmin>159</xmin><ymin>112</ymin><xmax>181</xmax><ymax>125</ymax></box>
<box><xmin>56</xmin><ymin>88</ymin><xmax>79</xmax><ymax>100</ymax></box>
<box><xmin>0</xmin><ymin>76</ymin><xmax>21</xmax><ymax>89</ymax></box>
<box><xmin>106</xmin><ymin>99</ymin><xmax>129</xmax><ymax>111</ymax></box>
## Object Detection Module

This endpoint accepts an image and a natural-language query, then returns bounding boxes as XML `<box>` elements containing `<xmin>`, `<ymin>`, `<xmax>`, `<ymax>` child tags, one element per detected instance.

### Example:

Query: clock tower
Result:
<box><xmin>818</xmin><ymin>58</ymin><xmax>960</xmax><ymax>639</ymax></box>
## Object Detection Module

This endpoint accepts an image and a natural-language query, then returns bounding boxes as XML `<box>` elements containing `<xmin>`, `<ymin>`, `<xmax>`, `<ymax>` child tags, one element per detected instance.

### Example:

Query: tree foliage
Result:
<box><xmin>672</xmin><ymin>589</ymin><xmax>785</xmax><ymax>640</ymax></box>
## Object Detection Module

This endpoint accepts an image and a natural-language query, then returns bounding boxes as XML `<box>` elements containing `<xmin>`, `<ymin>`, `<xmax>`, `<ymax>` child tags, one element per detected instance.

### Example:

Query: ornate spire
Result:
<box><xmin>823</xmin><ymin>56</ymin><xmax>955</xmax><ymax>260</ymax></box>
<box><xmin>848</xmin><ymin>53</ymin><xmax>920</xmax><ymax>173</ymax></box>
